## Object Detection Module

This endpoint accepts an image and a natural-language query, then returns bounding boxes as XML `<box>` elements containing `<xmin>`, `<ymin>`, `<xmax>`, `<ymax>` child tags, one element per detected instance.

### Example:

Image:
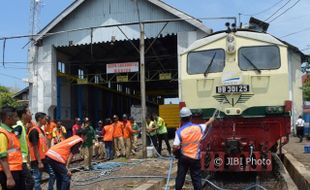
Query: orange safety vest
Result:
<box><xmin>123</xmin><ymin>122</ymin><xmax>133</xmax><ymax>139</ymax></box>
<box><xmin>45</xmin><ymin>122</ymin><xmax>56</xmax><ymax>140</ymax></box>
<box><xmin>27</xmin><ymin>125</ymin><xmax>48</xmax><ymax>161</ymax></box>
<box><xmin>103</xmin><ymin>124</ymin><xmax>114</xmax><ymax>141</ymax></box>
<box><xmin>0</xmin><ymin>128</ymin><xmax>23</xmax><ymax>171</ymax></box>
<box><xmin>45</xmin><ymin>135</ymin><xmax>83</xmax><ymax>164</ymax></box>
<box><xmin>176</xmin><ymin>122</ymin><xmax>203</xmax><ymax>160</ymax></box>
<box><xmin>113</xmin><ymin>121</ymin><xmax>124</xmax><ymax>138</ymax></box>
<box><xmin>53</xmin><ymin>127</ymin><xmax>65</xmax><ymax>144</ymax></box>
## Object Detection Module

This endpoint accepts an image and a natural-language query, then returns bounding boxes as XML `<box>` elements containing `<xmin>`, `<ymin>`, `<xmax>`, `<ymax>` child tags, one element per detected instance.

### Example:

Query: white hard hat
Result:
<box><xmin>180</xmin><ymin>107</ymin><xmax>192</xmax><ymax>118</ymax></box>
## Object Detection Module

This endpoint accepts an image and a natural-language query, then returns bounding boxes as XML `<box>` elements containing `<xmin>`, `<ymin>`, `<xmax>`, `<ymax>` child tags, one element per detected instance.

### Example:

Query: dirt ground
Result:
<box><xmin>41</xmin><ymin>141</ymin><xmax>175</xmax><ymax>190</ymax></box>
<box><xmin>283</xmin><ymin>135</ymin><xmax>310</xmax><ymax>171</ymax></box>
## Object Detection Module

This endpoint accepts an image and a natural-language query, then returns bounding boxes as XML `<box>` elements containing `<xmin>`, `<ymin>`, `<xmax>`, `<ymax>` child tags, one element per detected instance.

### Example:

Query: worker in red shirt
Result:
<box><xmin>102</xmin><ymin>118</ymin><xmax>114</xmax><ymax>160</ymax></box>
<box><xmin>72</xmin><ymin>118</ymin><xmax>81</xmax><ymax>136</ymax></box>
<box><xmin>112</xmin><ymin>115</ymin><xmax>125</xmax><ymax>157</ymax></box>
<box><xmin>46</xmin><ymin>129</ymin><xmax>86</xmax><ymax>190</ymax></box>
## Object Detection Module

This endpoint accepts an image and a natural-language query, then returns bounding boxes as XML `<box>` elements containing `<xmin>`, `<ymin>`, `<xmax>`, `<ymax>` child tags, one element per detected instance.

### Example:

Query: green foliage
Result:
<box><xmin>0</xmin><ymin>86</ymin><xmax>19</xmax><ymax>108</ymax></box>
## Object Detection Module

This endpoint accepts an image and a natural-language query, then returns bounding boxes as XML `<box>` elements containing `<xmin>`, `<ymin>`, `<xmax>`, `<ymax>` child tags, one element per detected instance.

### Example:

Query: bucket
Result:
<box><xmin>147</xmin><ymin>146</ymin><xmax>154</xmax><ymax>158</ymax></box>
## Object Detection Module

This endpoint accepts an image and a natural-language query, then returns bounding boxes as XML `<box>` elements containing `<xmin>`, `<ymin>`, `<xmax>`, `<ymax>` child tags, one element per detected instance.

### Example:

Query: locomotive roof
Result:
<box><xmin>182</xmin><ymin>29</ymin><xmax>307</xmax><ymax>60</ymax></box>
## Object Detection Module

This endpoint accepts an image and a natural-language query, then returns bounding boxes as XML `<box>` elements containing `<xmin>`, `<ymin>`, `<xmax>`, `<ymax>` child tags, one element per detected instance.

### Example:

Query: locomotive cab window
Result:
<box><xmin>187</xmin><ymin>49</ymin><xmax>225</xmax><ymax>75</ymax></box>
<box><xmin>238</xmin><ymin>45</ymin><xmax>280</xmax><ymax>71</ymax></box>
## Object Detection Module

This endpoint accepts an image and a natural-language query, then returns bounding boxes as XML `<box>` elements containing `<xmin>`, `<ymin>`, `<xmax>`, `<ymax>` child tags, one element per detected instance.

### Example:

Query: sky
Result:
<box><xmin>0</xmin><ymin>0</ymin><xmax>309</xmax><ymax>90</ymax></box>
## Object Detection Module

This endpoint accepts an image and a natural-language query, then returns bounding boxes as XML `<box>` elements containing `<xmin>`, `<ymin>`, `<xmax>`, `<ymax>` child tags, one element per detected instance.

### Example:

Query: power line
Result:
<box><xmin>0</xmin><ymin>16</ymin><xmax>236</xmax><ymax>41</ymax></box>
<box><xmin>268</xmin><ymin>0</ymin><xmax>301</xmax><ymax>23</ymax></box>
<box><xmin>280</xmin><ymin>27</ymin><xmax>310</xmax><ymax>38</ymax></box>
<box><xmin>241</xmin><ymin>0</ymin><xmax>286</xmax><ymax>16</ymax></box>
<box><xmin>0</xmin><ymin>72</ymin><xmax>23</xmax><ymax>80</ymax></box>
<box><xmin>272</xmin><ymin>12</ymin><xmax>310</xmax><ymax>24</ymax></box>
<box><xmin>1</xmin><ymin>66</ymin><xmax>29</xmax><ymax>70</ymax></box>
<box><xmin>264</xmin><ymin>0</ymin><xmax>292</xmax><ymax>21</ymax></box>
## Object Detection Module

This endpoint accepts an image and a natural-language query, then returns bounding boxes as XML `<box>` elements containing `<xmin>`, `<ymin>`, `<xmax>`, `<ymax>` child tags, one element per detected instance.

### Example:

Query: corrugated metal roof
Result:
<box><xmin>34</xmin><ymin>0</ymin><xmax>211</xmax><ymax>47</ymax></box>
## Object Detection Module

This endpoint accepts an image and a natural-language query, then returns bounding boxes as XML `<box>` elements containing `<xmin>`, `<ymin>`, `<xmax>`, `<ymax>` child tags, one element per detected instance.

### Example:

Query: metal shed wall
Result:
<box><xmin>43</xmin><ymin>0</ymin><xmax>206</xmax><ymax>47</ymax></box>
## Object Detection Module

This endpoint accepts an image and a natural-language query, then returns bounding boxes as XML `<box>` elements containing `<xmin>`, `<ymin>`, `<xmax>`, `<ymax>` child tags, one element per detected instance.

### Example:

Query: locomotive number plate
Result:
<box><xmin>216</xmin><ymin>85</ymin><xmax>250</xmax><ymax>94</ymax></box>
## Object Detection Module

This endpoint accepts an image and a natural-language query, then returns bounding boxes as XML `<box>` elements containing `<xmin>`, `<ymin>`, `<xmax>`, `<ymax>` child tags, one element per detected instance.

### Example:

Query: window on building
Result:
<box><xmin>94</xmin><ymin>75</ymin><xmax>100</xmax><ymax>84</ymax></box>
<box><xmin>57</xmin><ymin>61</ymin><xmax>65</xmax><ymax>73</ymax></box>
<box><xmin>117</xmin><ymin>84</ymin><xmax>122</xmax><ymax>92</ymax></box>
<box><xmin>126</xmin><ymin>87</ymin><xmax>130</xmax><ymax>94</ymax></box>
<box><xmin>78</xmin><ymin>69</ymin><xmax>84</xmax><ymax>79</ymax></box>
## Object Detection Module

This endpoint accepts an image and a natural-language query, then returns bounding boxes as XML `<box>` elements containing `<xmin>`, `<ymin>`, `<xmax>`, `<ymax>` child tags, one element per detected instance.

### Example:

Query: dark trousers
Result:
<box><xmin>175</xmin><ymin>155</ymin><xmax>202</xmax><ymax>190</ymax></box>
<box><xmin>22</xmin><ymin>163</ymin><xmax>34</xmax><ymax>190</ymax></box>
<box><xmin>0</xmin><ymin>170</ymin><xmax>24</xmax><ymax>190</ymax></box>
<box><xmin>158</xmin><ymin>133</ymin><xmax>171</xmax><ymax>155</ymax></box>
<box><xmin>297</xmin><ymin>127</ymin><xmax>304</xmax><ymax>142</ymax></box>
<box><xmin>104</xmin><ymin>141</ymin><xmax>113</xmax><ymax>160</ymax></box>
<box><xmin>31</xmin><ymin>160</ymin><xmax>56</xmax><ymax>190</ymax></box>
<box><xmin>147</xmin><ymin>135</ymin><xmax>158</xmax><ymax>151</ymax></box>
<box><xmin>46</xmin><ymin>157</ymin><xmax>70</xmax><ymax>190</ymax></box>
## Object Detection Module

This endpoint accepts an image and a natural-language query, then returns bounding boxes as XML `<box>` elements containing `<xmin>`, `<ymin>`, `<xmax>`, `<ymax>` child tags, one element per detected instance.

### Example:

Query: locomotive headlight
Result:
<box><xmin>226</xmin><ymin>34</ymin><xmax>236</xmax><ymax>54</ymax></box>
<box><xmin>227</xmin><ymin>43</ymin><xmax>236</xmax><ymax>54</ymax></box>
<box><xmin>266</xmin><ymin>106</ymin><xmax>284</xmax><ymax>114</ymax></box>
<box><xmin>227</xmin><ymin>34</ymin><xmax>235</xmax><ymax>43</ymax></box>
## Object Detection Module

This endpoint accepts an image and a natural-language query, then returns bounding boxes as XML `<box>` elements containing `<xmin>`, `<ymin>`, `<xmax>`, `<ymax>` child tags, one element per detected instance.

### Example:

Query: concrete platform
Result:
<box><xmin>283</xmin><ymin>136</ymin><xmax>310</xmax><ymax>190</ymax></box>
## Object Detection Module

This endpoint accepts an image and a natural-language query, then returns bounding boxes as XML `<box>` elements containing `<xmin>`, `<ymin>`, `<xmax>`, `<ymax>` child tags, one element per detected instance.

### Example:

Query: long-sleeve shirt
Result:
<box><xmin>82</xmin><ymin>126</ymin><xmax>96</xmax><ymax>148</ymax></box>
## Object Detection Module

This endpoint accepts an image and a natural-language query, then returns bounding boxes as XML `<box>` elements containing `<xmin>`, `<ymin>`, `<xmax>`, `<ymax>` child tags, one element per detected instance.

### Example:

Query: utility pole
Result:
<box><xmin>139</xmin><ymin>23</ymin><xmax>147</xmax><ymax>158</ymax></box>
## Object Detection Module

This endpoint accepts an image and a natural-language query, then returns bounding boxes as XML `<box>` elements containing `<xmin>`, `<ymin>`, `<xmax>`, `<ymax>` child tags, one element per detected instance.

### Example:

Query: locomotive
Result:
<box><xmin>179</xmin><ymin>24</ymin><xmax>305</xmax><ymax>172</ymax></box>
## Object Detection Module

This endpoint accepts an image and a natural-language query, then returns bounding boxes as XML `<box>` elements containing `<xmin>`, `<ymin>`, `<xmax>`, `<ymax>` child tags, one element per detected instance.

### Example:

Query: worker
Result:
<box><xmin>94</xmin><ymin>120</ymin><xmax>105</xmax><ymax>159</ymax></box>
<box><xmin>112</xmin><ymin>115</ymin><xmax>125</xmax><ymax>157</ymax></box>
<box><xmin>123</xmin><ymin>115</ymin><xmax>139</xmax><ymax>159</ymax></box>
<box><xmin>81</xmin><ymin>117</ymin><xmax>95</xmax><ymax>170</ymax></box>
<box><xmin>130</xmin><ymin>117</ymin><xmax>140</xmax><ymax>154</ymax></box>
<box><xmin>45</xmin><ymin>129</ymin><xmax>86</xmax><ymax>190</ymax></box>
<box><xmin>146</xmin><ymin>115</ymin><xmax>158</xmax><ymax>151</ymax></box>
<box><xmin>0</xmin><ymin>105</ymin><xmax>24</xmax><ymax>190</ymax></box>
<box><xmin>27</xmin><ymin>112</ymin><xmax>55</xmax><ymax>190</ymax></box>
<box><xmin>173</xmin><ymin>107</ymin><xmax>214</xmax><ymax>190</ymax></box>
<box><xmin>72</xmin><ymin>117</ymin><xmax>81</xmax><ymax>136</ymax></box>
<box><xmin>102</xmin><ymin>118</ymin><xmax>114</xmax><ymax>160</ymax></box>
<box><xmin>45</xmin><ymin>117</ymin><xmax>56</xmax><ymax>148</ymax></box>
<box><xmin>15</xmin><ymin>105</ymin><xmax>34</xmax><ymax>190</ymax></box>
<box><xmin>153</xmin><ymin>113</ymin><xmax>172</xmax><ymax>155</ymax></box>
<box><xmin>52</xmin><ymin>121</ymin><xmax>67</xmax><ymax>145</ymax></box>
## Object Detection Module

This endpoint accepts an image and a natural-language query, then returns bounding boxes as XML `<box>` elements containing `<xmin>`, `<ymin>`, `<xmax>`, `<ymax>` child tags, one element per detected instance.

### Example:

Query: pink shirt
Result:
<box><xmin>72</xmin><ymin>124</ymin><xmax>81</xmax><ymax>136</ymax></box>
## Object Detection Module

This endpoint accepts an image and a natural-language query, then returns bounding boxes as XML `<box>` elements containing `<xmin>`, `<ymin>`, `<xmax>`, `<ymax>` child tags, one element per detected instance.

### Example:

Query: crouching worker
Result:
<box><xmin>45</xmin><ymin>129</ymin><xmax>87</xmax><ymax>190</ymax></box>
<box><xmin>173</xmin><ymin>107</ymin><xmax>214</xmax><ymax>190</ymax></box>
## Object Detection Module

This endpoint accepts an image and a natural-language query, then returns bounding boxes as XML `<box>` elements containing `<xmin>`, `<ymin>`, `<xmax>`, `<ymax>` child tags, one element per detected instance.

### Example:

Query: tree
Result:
<box><xmin>0</xmin><ymin>86</ymin><xmax>19</xmax><ymax>107</ymax></box>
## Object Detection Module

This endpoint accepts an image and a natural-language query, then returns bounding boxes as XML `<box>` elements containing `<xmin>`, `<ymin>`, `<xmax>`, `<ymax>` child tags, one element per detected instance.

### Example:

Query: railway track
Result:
<box><xmin>197</xmin><ymin>153</ymin><xmax>296</xmax><ymax>190</ymax></box>
<box><xmin>40</xmin><ymin>145</ymin><xmax>298</xmax><ymax>190</ymax></box>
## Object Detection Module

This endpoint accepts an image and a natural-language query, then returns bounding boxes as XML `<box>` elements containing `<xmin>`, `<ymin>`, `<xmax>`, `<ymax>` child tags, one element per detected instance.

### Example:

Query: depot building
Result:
<box><xmin>28</xmin><ymin>0</ymin><xmax>211</xmax><ymax>123</ymax></box>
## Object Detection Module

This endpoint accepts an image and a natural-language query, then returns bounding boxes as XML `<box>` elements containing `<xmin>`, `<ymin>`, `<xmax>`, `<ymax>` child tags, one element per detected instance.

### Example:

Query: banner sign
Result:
<box><xmin>107</xmin><ymin>62</ymin><xmax>139</xmax><ymax>74</ymax></box>
<box><xmin>116</xmin><ymin>75</ymin><xmax>128</xmax><ymax>82</ymax></box>
<box><xmin>159</xmin><ymin>73</ymin><xmax>171</xmax><ymax>80</ymax></box>
<box><xmin>77</xmin><ymin>78</ymin><xmax>88</xmax><ymax>84</ymax></box>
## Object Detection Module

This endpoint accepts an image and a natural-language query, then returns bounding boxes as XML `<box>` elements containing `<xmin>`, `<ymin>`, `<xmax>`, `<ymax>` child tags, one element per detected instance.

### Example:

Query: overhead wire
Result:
<box><xmin>241</xmin><ymin>0</ymin><xmax>286</xmax><ymax>16</ymax></box>
<box><xmin>0</xmin><ymin>72</ymin><xmax>24</xmax><ymax>80</ymax></box>
<box><xmin>280</xmin><ymin>27</ymin><xmax>310</xmax><ymax>38</ymax></box>
<box><xmin>268</xmin><ymin>0</ymin><xmax>301</xmax><ymax>23</ymax></box>
<box><xmin>264</xmin><ymin>0</ymin><xmax>292</xmax><ymax>21</ymax></box>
